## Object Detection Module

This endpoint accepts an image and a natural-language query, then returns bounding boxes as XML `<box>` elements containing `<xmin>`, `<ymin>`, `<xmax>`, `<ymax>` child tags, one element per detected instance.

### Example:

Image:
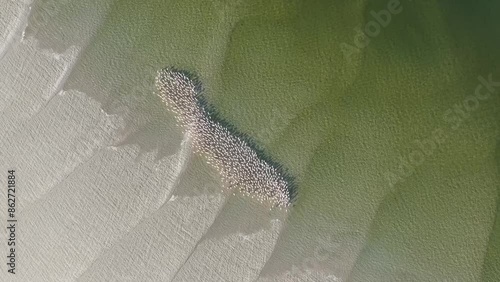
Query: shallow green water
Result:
<box><xmin>32</xmin><ymin>0</ymin><xmax>500</xmax><ymax>280</ymax></box>
<box><xmin>210</xmin><ymin>1</ymin><xmax>500</xmax><ymax>280</ymax></box>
